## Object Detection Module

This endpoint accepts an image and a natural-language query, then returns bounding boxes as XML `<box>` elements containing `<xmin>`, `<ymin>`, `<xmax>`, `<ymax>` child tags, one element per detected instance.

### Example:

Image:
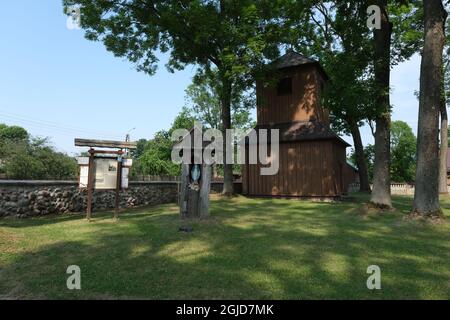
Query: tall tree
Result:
<box><xmin>439</xmin><ymin>25</ymin><xmax>450</xmax><ymax>193</ymax></box>
<box><xmin>286</xmin><ymin>1</ymin><xmax>421</xmax><ymax>194</ymax></box>
<box><xmin>64</xmin><ymin>0</ymin><xmax>285</xmax><ymax>196</ymax></box>
<box><xmin>413</xmin><ymin>0</ymin><xmax>447</xmax><ymax>217</ymax></box>
<box><xmin>323</xmin><ymin>52</ymin><xmax>374</xmax><ymax>193</ymax></box>
<box><xmin>323</xmin><ymin>2</ymin><xmax>374</xmax><ymax>193</ymax></box>
<box><xmin>287</xmin><ymin>1</ymin><xmax>375</xmax><ymax>192</ymax></box>
<box><xmin>370</xmin><ymin>0</ymin><xmax>393</xmax><ymax>208</ymax></box>
<box><xmin>439</xmin><ymin>68</ymin><xmax>448</xmax><ymax>194</ymax></box>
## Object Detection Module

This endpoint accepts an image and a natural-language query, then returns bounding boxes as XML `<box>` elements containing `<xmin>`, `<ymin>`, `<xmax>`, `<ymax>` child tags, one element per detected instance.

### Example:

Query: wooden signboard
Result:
<box><xmin>75</xmin><ymin>139</ymin><xmax>136</xmax><ymax>221</ymax></box>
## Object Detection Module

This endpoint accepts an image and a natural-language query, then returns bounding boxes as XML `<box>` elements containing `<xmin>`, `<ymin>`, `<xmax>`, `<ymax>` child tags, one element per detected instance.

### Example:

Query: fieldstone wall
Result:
<box><xmin>0</xmin><ymin>180</ymin><xmax>243</xmax><ymax>218</ymax></box>
<box><xmin>0</xmin><ymin>181</ymin><xmax>178</xmax><ymax>218</ymax></box>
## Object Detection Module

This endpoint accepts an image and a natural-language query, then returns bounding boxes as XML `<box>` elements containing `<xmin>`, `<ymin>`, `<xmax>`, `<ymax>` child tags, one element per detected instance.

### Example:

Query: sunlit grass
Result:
<box><xmin>0</xmin><ymin>193</ymin><xmax>449</xmax><ymax>300</ymax></box>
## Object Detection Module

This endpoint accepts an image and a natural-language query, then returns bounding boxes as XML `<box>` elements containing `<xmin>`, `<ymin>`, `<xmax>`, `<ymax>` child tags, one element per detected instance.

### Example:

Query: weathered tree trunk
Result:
<box><xmin>187</xmin><ymin>188</ymin><xmax>200</xmax><ymax>217</ymax></box>
<box><xmin>220</xmin><ymin>75</ymin><xmax>234</xmax><ymax>196</ymax></box>
<box><xmin>348</xmin><ymin>118</ymin><xmax>371</xmax><ymax>192</ymax></box>
<box><xmin>217</xmin><ymin>0</ymin><xmax>234</xmax><ymax>197</ymax></box>
<box><xmin>439</xmin><ymin>94</ymin><xmax>448</xmax><ymax>194</ymax></box>
<box><xmin>199</xmin><ymin>164</ymin><xmax>212</xmax><ymax>217</ymax></box>
<box><xmin>179</xmin><ymin>164</ymin><xmax>190</xmax><ymax>217</ymax></box>
<box><xmin>370</xmin><ymin>1</ymin><xmax>392</xmax><ymax>208</ymax></box>
<box><xmin>414</xmin><ymin>0</ymin><xmax>447</xmax><ymax>216</ymax></box>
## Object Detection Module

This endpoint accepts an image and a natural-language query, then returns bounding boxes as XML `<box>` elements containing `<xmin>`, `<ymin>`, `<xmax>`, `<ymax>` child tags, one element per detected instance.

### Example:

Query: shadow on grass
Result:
<box><xmin>1</xmin><ymin>195</ymin><xmax>449</xmax><ymax>299</ymax></box>
<box><xmin>0</xmin><ymin>203</ymin><xmax>177</xmax><ymax>229</ymax></box>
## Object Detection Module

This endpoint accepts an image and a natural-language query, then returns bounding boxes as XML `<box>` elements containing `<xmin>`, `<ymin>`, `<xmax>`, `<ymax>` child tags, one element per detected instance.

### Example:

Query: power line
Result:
<box><xmin>0</xmin><ymin>109</ymin><xmax>121</xmax><ymax>139</ymax></box>
<box><xmin>0</xmin><ymin>119</ymin><xmax>114</xmax><ymax>139</ymax></box>
<box><xmin>0</xmin><ymin>109</ymin><xmax>119</xmax><ymax>136</ymax></box>
<box><xmin>0</xmin><ymin>114</ymin><xmax>120</xmax><ymax>139</ymax></box>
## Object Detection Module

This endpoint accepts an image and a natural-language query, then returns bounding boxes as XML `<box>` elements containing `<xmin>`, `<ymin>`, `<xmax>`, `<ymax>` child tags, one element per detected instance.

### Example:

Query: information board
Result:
<box><xmin>77</xmin><ymin>157</ymin><xmax>132</xmax><ymax>190</ymax></box>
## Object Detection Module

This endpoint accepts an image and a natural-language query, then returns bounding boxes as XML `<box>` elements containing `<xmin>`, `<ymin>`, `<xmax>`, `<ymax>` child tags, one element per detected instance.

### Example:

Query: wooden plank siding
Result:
<box><xmin>331</xmin><ymin>141</ymin><xmax>355</xmax><ymax>196</ymax></box>
<box><xmin>244</xmin><ymin>140</ymin><xmax>339</xmax><ymax>197</ymax></box>
<box><xmin>257</xmin><ymin>65</ymin><xmax>328</xmax><ymax>126</ymax></box>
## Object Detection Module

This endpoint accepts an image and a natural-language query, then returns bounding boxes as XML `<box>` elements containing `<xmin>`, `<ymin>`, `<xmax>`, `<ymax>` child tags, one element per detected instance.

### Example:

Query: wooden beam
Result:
<box><xmin>114</xmin><ymin>159</ymin><xmax>123</xmax><ymax>220</ymax></box>
<box><xmin>75</xmin><ymin>138</ymin><xmax>137</xmax><ymax>149</ymax></box>
<box><xmin>90</xmin><ymin>150</ymin><xmax>125</xmax><ymax>155</ymax></box>
<box><xmin>86</xmin><ymin>150</ymin><xmax>95</xmax><ymax>221</ymax></box>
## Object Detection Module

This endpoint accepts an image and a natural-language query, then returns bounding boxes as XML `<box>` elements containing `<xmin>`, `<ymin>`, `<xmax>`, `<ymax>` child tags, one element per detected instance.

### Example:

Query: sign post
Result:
<box><xmin>86</xmin><ymin>148</ymin><xmax>95</xmax><ymax>221</ymax></box>
<box><xmin>114</xmin><ymin>153</ymin><xmax>123</xmax><ymax>220</ymax></box>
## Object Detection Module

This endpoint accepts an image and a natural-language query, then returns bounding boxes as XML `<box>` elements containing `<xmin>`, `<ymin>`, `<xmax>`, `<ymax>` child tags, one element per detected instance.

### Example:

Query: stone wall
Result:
<box><xmin>0</xmin><ymin>180</ymin><xmax>242</xmax><ymax>218</ymax></box>
<box><xmin>0</xmin><ymin>181</ymin><xmax>178</xmax><ymax>218</ymax></box>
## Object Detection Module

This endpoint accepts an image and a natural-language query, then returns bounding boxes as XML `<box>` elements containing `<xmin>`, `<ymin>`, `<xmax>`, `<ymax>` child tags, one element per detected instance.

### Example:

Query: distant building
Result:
<box><xmin>242</xmin><ymin>51</ymin><xmax>359</xmax><ymax>198</ymax></box>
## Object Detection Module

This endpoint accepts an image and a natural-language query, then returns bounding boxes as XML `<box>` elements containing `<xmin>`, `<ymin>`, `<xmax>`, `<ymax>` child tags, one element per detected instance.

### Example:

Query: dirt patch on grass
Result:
<box><xmin>353</xmin><ymin>203</ymin><xmax>395</xmax><ymax>217</ymax></box>
<box><xmin>406</xmin><ymin>210</ymin><xmax>447</xmax><ymax>224</ymax></box>
<box><xmin>367</xmin><ymin>201</ymin><xmax>394</xmax><ymax>211</ymax></box>
<box><xmin>0</xmin><ymin>229</ymin><xmax>25</xmax><ymax>255</ymax></box>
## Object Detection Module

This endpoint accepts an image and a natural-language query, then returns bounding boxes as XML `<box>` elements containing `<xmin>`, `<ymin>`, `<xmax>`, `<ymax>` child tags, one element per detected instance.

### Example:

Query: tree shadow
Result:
<box><xmin>0</xmin><ymin>203</ymin><xmax>177</xmax><ymax>229</ymax></box>
<box><xmin>1</xmin><ymin>195</ymin><xmax>449</xmax><ymax>299</ymax></box>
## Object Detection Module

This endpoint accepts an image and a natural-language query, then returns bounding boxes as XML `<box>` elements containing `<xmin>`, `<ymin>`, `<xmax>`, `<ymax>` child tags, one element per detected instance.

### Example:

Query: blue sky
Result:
<box><xmin>0</xmin><ymin>1</ymin><xmax>421</xmax><ymax>155</ymax></box>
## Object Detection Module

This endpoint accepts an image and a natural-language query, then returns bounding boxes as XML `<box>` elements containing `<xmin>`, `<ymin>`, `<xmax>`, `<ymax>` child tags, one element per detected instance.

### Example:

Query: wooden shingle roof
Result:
<box><xmin>275</xmin><ymin>51</ymin><xmax>318</xmax><ymax>69</ymax></box>
<box><xmin>246</xmin><ymin>121</ymin><xmax>350</xmax><ymax>147</ymax></box>
<box><xmin>272</xmin><ymin>51</ymin><xmax>329</xmax><ymax>80</ymax></box>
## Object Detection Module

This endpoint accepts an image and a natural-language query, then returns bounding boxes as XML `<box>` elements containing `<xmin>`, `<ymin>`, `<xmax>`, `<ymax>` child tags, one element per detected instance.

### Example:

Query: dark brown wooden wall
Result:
<box><xmin>332</xmin><ymin>142</ymin><xmax>345</xmax><ymax>195</ymax></box>
<box><xmin>244</xmin><ymin>140</ymin><xmax>341</xmax><ymax>197</ymax></box>
<box><xmin>257</xmin><ymin>65</ymin><xmax>329</xmax><ymax>126</ymax></box>
<box><xmin>343</xmin><ymin>164</ymin><xmax>359</xmax><ymax>191</ymax></box>
<box><xmin>331</xmin><ymin>142</ymin><xmax>359</xmax><ymax>195</ymax></box>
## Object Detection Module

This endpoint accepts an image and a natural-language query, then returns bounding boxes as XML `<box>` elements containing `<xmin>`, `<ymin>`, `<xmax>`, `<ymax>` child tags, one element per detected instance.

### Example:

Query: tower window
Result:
<box><xmin>277</xmin><ymin>77</ymin><xmax>292</xmax><ymax>96</ymax></box>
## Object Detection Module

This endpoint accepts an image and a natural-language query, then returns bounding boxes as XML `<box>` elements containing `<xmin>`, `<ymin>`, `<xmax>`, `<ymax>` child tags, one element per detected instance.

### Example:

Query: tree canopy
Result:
<box><xmin>184</xmin><ymin>68</ymin><xmax>255</xmax><ymax>131</ymax></box>
<box><xmin>350</xmin><ymin>121</ymin><xmax>417</xmax><ymax>184</ymax></box>
<box><xmin>0</xmin><ymin>125</ymin><xmax>29</xmax><ymax>142</ymax></box>
<box><xmin>0</xmin><ymin>124</ymin><xmax>77</xmax><ymax>180</ymax></box>
<box><xmin>131</xmin><ymin>110</ymin><xmax>196</xmax><ymax>177</ymax></box>
<box><xmin>63</xmin><ymin>0</ymin><xmax>309</xmax><ymax>194</ymax></box>
<box><xmin>390</xmin><ymin>121</ymin><xmax>417</xmax><ymax>183</ymax></box>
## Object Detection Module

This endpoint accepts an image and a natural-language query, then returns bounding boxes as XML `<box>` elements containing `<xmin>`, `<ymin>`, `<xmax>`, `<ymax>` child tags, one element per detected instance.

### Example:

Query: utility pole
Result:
<box><xmin>125</xmin><ymin>127</ymin><xmax>136</xmax><ymax>157</ymax></box>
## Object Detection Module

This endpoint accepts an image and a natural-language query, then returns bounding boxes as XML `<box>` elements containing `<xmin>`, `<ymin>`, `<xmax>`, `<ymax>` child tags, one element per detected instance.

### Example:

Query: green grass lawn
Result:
<box><xmin>1</xmin><ymin>194</ymin><xmax>449</xmax><ymax>300</ymax></box>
